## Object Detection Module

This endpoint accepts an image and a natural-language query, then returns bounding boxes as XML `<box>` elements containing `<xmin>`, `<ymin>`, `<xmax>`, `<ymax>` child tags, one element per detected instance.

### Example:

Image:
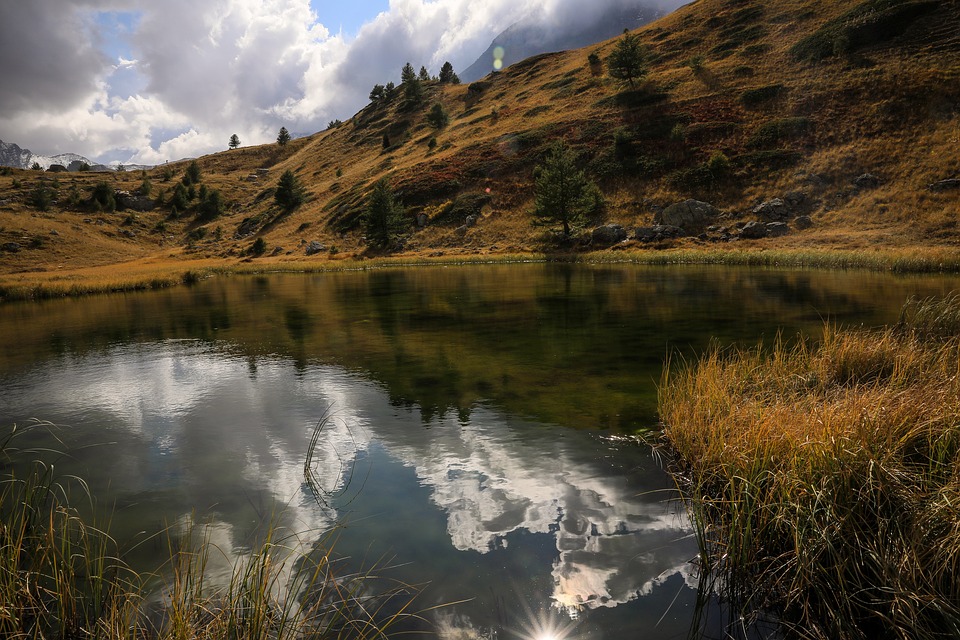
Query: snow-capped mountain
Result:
<box><xmin>0</xmin><ymin>139</ymin><xmax>149</xmax><ymax>171</ymax></box>
<box><xmin>0</xmin><ymin>139</ymin><xmax>35</xmax><ymax>169</ymax></box>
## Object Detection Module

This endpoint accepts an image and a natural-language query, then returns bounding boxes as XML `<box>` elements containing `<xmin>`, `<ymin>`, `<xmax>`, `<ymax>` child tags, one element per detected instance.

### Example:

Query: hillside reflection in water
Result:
<box><xmin>3</xmin><ymin>264</ymin><xmax>960</xmax><ymax>638</ymax></box>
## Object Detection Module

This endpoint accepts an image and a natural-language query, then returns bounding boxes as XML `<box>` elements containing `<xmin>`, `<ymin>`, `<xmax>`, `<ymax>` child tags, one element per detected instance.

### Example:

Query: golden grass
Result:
<box><xmin>660</xmin><ymin>295</ymin><xmax>960</xmax><ymax>638</ymax></box>
<box><xmin>2</xmin><ymin>0</ymin><xmax>959</xmax><ymax>278</ymax></box>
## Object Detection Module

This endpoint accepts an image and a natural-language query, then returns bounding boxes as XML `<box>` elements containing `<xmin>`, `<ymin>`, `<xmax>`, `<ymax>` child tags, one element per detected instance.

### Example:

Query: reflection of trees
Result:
<box><xmin>2</xmin><ymin>266</ymin><xmax>951</xmax><ymax>430</ymax></box>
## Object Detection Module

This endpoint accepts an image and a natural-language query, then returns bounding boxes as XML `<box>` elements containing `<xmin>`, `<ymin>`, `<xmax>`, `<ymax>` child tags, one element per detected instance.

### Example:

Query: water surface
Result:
<box><xmin>2</xmin><ymin>263</ymin><xmax>958</xmax><ymax>638</ymax></box>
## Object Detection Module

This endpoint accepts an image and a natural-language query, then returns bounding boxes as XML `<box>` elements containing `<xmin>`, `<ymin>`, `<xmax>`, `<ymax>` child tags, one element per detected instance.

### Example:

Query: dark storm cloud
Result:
<box><xmin>0</xmin><ymin>2</ymin><xmax>110</xmax><ymax>114</ymax></box>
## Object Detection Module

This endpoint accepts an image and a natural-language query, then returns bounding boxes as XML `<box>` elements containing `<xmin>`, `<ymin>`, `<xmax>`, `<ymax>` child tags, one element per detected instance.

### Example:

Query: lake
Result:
<box><xmin>2</xmin><ymin>263</ymin><xmax>958</xmax><ymax>638</ymax></box>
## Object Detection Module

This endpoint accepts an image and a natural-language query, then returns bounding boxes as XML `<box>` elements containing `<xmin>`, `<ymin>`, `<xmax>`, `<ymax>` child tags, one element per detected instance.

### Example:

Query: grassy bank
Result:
<box><xmin>0</xmin><ymin>421</ymin><xmax>421</xmax><ymax>639</ymax></box>
<box><xmin>659</xmin><ymin>295</ymin><xmax>960</xmax><ymax>638</ymax></box>
<box><xmin>6</xmin><ymin>245</ymin><xmax>960</xmax><ymax>303</ymax></box>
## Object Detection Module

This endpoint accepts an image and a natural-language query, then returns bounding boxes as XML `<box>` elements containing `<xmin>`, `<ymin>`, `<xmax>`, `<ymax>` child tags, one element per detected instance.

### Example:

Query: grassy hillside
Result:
<box><xmin>1</xmin><ymin>0</ymin><xmax>958</xmax><ymax>283</ymax></box>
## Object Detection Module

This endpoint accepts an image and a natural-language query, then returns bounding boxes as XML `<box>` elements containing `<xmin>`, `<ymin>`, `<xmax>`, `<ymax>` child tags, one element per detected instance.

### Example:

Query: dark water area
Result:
<box><xmin>2</xmin><ymin>263</ymin><xmax>958</xmax><ymax>638</ymax></box>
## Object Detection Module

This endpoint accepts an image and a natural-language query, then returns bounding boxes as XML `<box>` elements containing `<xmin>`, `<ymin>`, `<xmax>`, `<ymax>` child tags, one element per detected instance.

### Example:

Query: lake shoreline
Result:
<box><xmin>659</xmin><ymin>295</ymin><xmax>960</xmax><ymax>638</ymax></box>
<box><xmin>5</xmin><ymin>245</ymin><xmax>960</xmax><ymax>303</ymax></box>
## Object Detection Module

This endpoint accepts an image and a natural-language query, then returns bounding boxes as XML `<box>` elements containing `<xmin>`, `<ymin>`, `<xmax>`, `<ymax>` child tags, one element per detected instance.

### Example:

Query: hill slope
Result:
<box><xmin>1</xmin><ymin>0</ymin><xmax>959</xmax><ymax>277</ymax></box>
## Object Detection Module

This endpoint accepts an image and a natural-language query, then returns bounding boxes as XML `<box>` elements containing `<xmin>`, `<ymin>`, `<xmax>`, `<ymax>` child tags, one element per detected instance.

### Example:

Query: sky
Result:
<box><xmin>0</xmin><ymin>0</ymin><xmax>682</xmax><ymax>165</ymax></box>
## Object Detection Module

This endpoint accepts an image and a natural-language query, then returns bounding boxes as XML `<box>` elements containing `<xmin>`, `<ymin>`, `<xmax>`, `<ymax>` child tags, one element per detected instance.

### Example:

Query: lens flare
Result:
<box><xmin>493</xmin><ymin>45</ymin><xmax>505</xmax><ymax>71</ymax></box>
<box><xmin>515</xmin><ymin>606</ymin><xmax>578</xmax><ymax>640</ymax></box>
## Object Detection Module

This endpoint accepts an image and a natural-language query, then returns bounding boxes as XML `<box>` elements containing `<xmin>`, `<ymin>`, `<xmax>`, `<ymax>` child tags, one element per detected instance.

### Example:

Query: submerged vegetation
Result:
<box><xmin>660</xmin><ymin>294</ymin><xmax>960</xmax><ymax>638</ymax></box>
<box><xmin>0</xmin><ymin>421</ymin><xmax>422</xmax><ymax>639</ymax></box>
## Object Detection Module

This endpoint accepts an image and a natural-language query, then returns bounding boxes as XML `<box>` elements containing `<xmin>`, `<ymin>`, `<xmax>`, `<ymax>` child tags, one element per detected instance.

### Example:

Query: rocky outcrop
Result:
<box><xmin>305</xmin><ymin>241</ymin><xmax>326</xmax><ymax>256</ymax></box>
<box><xmin>739</xmin><ymin>221</ymin><xmax>767</xmax><ymax>239</ymax></box>
<box><xmin>654</xmin><ymin>199</ymin><xmax>720</xmax><ymax>232</ymax></box>
<box><xmin>853</xmin><ymin>173</ymin><xmax>882</xmax><ymax>190</ymax></box>
<box><xmin>114</xmin><ymin>190</ymin><xmax>155</xmax><ymax>211</ymax></box>
<box><xmin>752</xmin><ymin>198</ymin><xmax>789</xmax><ymax>222</ymax></box>
<box><xmin>591</xmin><ymin>224</ymin><xmax>627</xmax><ymax>246</ymax></box>
<box><xmin>634</xmin><ymin>225</ymin><xmax>683</xmax><ymax>242</ymax></box>
<box><xmin>928</xmin><ymin>178</ymin><xmax>960</xmax><ymax>192</ymax></box>
<box><xmin>794</xmin><ymin>215</ymin><xmax>813</xmax><ymax>230</ymax></box>
<box><xmin>766</xmin><ymin>221</ymin><xmax>790</xmax><ymax>237</ymax></box>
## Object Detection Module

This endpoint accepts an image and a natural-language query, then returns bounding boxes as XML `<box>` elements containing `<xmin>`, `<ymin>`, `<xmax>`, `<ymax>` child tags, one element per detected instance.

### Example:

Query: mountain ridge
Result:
<box><xmin>460</xmin><ymin>1</ymin><xmax>668</xmax><ymax>83</ymax></box>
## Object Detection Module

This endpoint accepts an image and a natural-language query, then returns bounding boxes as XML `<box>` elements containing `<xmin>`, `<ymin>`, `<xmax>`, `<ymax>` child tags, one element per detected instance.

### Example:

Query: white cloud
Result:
<box><xmin>0</xmin><ymin>0</ymin><xmax>687</xmax><ymax>164</ymax></box>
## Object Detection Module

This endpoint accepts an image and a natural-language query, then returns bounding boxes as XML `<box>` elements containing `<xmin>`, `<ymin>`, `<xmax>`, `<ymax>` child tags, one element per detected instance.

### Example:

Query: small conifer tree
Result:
<box><xmin>439</xmin><ymin>61</ymin><xmax>460</xmax><ymax>84</ymax></box>
<box><xmin>274</xmin><ymin>169</ymin><xmax>305</xmax><ymax>211</ymax></box>
<box><xmin>531</xmin><ymin>141</ymin><xmax>602</xmax><ymax>238</ymax></box>
<box><xmin>608</xmin><ymin>30</ymin><xmax>648</xmax><ymax>89</ymax></box>
<box><xmin>426</xmin><ymin>102</ymin><xmax>449</xmax><ymax>129</ymax></box>
<box><xmin>364</xmin><ymin>178</ymin><xmax>406</xmax><ymax>248</ymax></box>
<box><xmin>229</xmin><ymin>133</ymin><xmax>240</xmax><ymax>149</ymax></box>
<box><xmin>277</xmin><ymin>126</ymin><xmax>291</xmax><ymax>146</ymax></box>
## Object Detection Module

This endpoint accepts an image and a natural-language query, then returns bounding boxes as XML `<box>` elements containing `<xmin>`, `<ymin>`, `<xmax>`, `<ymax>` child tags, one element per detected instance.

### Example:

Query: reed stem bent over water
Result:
<box><xmin>660</xmin><ymin>295</ymin><xmax>960</xmax><ymax>639</ymax></box>
<box><xmin>0</xmin><ymin>420</ymin><xmax>422</xmax><ymax>639</ymax></box>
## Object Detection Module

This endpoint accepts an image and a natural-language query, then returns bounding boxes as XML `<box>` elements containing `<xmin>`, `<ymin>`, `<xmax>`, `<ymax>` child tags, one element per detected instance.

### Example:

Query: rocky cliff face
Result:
<box><xmin>0</xmin><ymin>140</ymin><xmax>33</xmax><ymax>169</ymax></box>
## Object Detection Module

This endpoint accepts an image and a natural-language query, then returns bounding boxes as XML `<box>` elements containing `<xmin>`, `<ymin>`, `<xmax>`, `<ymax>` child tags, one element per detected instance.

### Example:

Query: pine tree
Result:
<box><xmin>197</xmin><ymin>189</ymin><xmax>224</xmax><ymax>221</ymax></box>
<box><xmin>401</xmin><ymin>63</ymin><xmax>423</xmax><ymax>107</ymax></box>
<box><xmin>438</xmin><ymin>61</ymin><xmax>460</xmax><ymax>84</ymax></box>
<box><xmin>418</xmin><ymin>66</ymin><xmax>430</xmax><ymax>82</ymax></box>
<box><xmin>608</xmin><ymin>30</ymin><xmax>648</xmax><ymax>89</ymax></box>
<box><xmin>229</xmin><ymin>134</ymin><xmax>240</xmax><ymax>149</ymax></box>
<box><xmin>274</xmin><ymin>169</ymin><xmax>305</xmax><ymax>211</ymax></box>
<box><xmin>531</xmin><ymin>141</ymin><xmax>602</xmax><ymax>238</ymax></box>
<box><xmin>369</xmin><ymin>84</ymin><xmax>386</xmax><ymax>101</ymax></box>
<box><xmin>277</xmin><ymin>126</ymin><xmax>291</xmax><ymax>146</ymax></box>
<box><xmin>426</xmin><ymin>102</ymin><xmax>449</xmax><ymax>129</ymax></box>
<box><xmin>31</xmin><ymin>182</ymin><xmax>52</xmax><ymax>211</ymax></box>
<box><xmin>401</xmin><ymin>62</ymin><xmax>417</xmax><ymax>85</ymax></box>
<box><xmin>364</xmin><ymin>178</ymin><xmax>406</xmax><ymax>248</ymax></box>
<box><xmin>183</xmin><ymin>160</ymin><xmax>201</xmax><ymax>186</ymax></box>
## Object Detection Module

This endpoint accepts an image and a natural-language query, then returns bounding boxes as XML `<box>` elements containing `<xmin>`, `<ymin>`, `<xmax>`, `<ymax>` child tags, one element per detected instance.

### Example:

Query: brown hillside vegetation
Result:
<box><xmin>1</xmin><ymin>0</ymin><xmax>959</xmax><ymax>293</ymax></box>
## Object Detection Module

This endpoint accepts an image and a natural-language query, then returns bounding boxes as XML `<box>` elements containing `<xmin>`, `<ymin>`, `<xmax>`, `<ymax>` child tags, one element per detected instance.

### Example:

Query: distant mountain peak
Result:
<box><xmin>460</xmin><ymin>0</ymin><xmax>667</xmax><ymax>83</ymax></box>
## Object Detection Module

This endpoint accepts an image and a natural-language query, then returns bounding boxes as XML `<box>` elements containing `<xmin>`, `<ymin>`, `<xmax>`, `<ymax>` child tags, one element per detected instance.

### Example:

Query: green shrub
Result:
<box><xmin>197</xmin><ymin>189</ymin><xmax>224</xmax><ymax>221</ymax></box>
<box><xmin>740</xmin><ymin>83</ymin><xmax>786</xmax><ymax>106</ymax></box>
<box><xmin>31</xmin><ymin>182</ymin><xmax>53</xmax><ymax>211</ymax></box>
<box><xmin>426</xmin><ymin>102</ymin><xmax>449</xmax><ymax>128</ymax></box>
<box><xmin>90</xmin><ymin>182</ymin><xmax>116</xmax><ymax>212</ymax></box>
<box><xmin>748</xmin><ymin>116</ymin><xmax>814</xmax><ymax>148</ymax></box>
<box><xmin>250</xmin><ymin>237</ymin><xmax>267</xmax><ymax>256</ymax></box>
<box><xmin>182</xmin><ymin>160</ymin><xmax>201</xmax><ymax>186</ymax></box>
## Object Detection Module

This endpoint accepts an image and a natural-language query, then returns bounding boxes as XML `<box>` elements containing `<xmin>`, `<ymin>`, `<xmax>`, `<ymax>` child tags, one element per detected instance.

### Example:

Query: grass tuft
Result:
<box><xmin>660</xmin><ymin>296</ymin><xmax>960</xmax><ymax>638</ymax></box>
<box><xmin>0</xmin><ymin>418</ymin><xmax>425</xmax><ymax>639</ymax></box>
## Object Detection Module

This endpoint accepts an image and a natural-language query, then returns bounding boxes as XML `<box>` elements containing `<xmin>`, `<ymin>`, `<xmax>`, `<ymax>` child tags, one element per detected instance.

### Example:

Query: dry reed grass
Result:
<box><xmin>0</xmin><ymin>420</ymin><xmax>425</xmax><ymax>639</ymax></box>
<box><xmin>660</xmin><ymin>295</ymin><xmax>960</xmax><ymax>638</ymax></box>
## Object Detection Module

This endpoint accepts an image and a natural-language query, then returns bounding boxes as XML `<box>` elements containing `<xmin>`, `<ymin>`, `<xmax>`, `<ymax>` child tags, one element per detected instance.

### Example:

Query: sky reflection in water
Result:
<box><xmin>1</xmin><ymin>341</ymin><xmax>696</xmax><ymax>638</ymax></box>
<box><xmin>5</xmin><ymin>264</ymin><xmax>959</xmax><ymax>637</ymax></box>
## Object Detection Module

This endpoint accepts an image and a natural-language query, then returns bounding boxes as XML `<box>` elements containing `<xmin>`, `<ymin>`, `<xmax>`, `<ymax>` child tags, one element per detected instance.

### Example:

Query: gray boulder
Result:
<box><xmin>654</xmin><ymin>199</ymin><xmax>720</xmax><ymax>232</ymax></box>
<box><xmin>635</xmin><ymin>224</ymin><xmax>683</xmax><ymax>242</ymax></box>
<box><xmin>766</xmin><ymin>222</ymin><xmax>790</xmax><ymax>237</ymax></box>
<box><xmin>739</xmin><ymin>221</ymin><xmax>767</xmax><ymax>239</ymax></box>
<box><xmin>305</xmin><ymin>241</ymin><xmax>326</xmax><ymax>256</ymax></box>
<box><xmin>591</xmin><ymin>224</ymin><xmax>627</xmax><ymax>245</ymax></box>
<box><xmin>928</xmin><ymin>178</ymin><xmax>960</xmax><ymax>192</ymax></box>
<box><xmin>853</xmin><ymin>173</ymin><xmax>882</xmax><ymax>189</ymax></box>
<box><xmin>115</xmin><ymin>190</ymin><xmax>155</xmax><ymax>212</ymax></box>
<box><xmin>2</xmin><ymin>242</ymin><xmax>21</xmax><ymax>253</ymax></box>
<box><xmin>752</xmin><ymin>198</ymin><xmax>789</xmax><ymax>222</ymax></box>
<box><xmin>794</xmin><ymin>215</ymin><xmax>813</xmax><ymax>230</ymax></box>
